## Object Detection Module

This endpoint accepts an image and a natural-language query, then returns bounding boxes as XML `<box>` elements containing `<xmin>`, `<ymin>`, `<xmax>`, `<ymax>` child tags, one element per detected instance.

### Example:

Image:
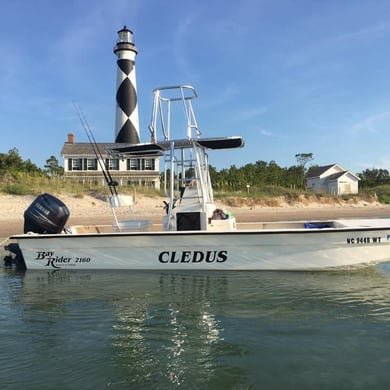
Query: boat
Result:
<box><xmin>4</xmin><ymin>85</ymin><xmax>390</xmax><ymax>271</ymax></box>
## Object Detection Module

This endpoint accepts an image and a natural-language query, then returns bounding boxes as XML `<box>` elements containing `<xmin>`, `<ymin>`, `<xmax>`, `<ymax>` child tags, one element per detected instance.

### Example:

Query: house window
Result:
<box><xmin>70</xmin><ymin>158</ymin><xmax>82</xmax><ymax>171</ymax></box>
<box><xmin>106</xmin><ymin>159</ymin><xmax>119</xmax><ymax>171</ymax></box>
<box><xmin>125</xmin><ymin>158</ymin><xmax>155</xmax><ymax>170</ymax></box>
<box><xmin>127</xmin><ymin>158</ymin><xmax>140</xmax><ymax>170</ymax></box>
<box><xmin>143</xmin><ymin>159</ymin><xmax>155</xmax><ymax>170</ymax></box>
<box><xmin>87</xmin><ymin>158</ymin><xmax>97</xmax><ymax>170</ymax></box>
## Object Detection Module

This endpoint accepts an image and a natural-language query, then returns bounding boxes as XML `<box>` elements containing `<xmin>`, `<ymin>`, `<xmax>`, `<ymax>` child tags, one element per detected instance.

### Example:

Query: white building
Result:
<box><xmin>306</xmin><ymin>164</ymin><xmax>360</xmax><ymax>195</ymax></box>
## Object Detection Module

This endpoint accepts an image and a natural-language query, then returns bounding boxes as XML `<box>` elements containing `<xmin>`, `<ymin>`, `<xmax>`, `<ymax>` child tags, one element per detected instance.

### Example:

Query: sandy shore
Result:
<box><xmin>1</xmin><ymin>193</ymin><xmax>390</xmax><ymax>238</ymax></box>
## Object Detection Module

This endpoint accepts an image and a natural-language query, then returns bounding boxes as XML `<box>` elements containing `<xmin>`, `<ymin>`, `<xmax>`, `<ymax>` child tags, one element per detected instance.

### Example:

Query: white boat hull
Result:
<box><xmin>12</xmin><ymin>225</ymin><xmax>390</xmax><ymax>270</ymax></box>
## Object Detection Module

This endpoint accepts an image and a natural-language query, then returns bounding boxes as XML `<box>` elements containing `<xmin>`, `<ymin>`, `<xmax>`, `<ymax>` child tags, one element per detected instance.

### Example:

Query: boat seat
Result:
<box><xmin>108</xmin><ymin>194</ymin><xmax>152</xmax><ymax>232</ymax></box>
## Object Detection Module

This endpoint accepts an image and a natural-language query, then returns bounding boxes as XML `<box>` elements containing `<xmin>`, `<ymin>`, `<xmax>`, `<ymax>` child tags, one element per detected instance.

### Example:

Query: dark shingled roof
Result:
<box><xmin>61</xmin><ymin>142</ymin><xmax>119</xmax><ymax>156</ymax></box>
<box><xmin>324</xmin><ymin>171</ymin><xmax>348</xmax><ymax>181</ymax></box>
<box><xmin>306</xmin><ymin>164</ymin><xmax>338</xmax><ymax>178</ymax></box>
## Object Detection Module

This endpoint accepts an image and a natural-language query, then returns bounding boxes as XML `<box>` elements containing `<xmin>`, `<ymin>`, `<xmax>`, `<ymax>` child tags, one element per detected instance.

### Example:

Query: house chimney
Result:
<box><xmin>67</xmin><ymin>133</ymin><xmax>75</xmax><ymax>144</ymax></box>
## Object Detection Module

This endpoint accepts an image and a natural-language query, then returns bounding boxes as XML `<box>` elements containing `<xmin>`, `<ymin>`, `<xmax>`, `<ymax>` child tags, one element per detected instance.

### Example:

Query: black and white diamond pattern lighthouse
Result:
<box><xmin>113</xmin><ymin>26</ymin><xmax>140</xmax><ymax>144</ymax></box>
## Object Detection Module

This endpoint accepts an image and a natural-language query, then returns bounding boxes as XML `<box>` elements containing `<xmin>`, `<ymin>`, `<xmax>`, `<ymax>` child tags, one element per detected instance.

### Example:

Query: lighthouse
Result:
<box><xmin>113</xmin><ymin>26</ymin><xmax>140</xmax><ymax>144</ymax></box>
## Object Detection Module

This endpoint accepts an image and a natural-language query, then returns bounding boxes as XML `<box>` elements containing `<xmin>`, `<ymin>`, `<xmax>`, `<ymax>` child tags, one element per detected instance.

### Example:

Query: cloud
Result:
<box><xmin>281</xmin><ymin>19</ymin><xmax>390</xmax><ymax>72</ymax></box>
<box><xmin>330</xmin><ymin>21</ymin><xmax>390</xmax><ymax>47</ymax></box>
<box><xmin>355</xmin><ymin>156</ymin><xmax>390</xmax><ymax>171</ymax></box>
<box><xmin>171</xmin><ymin>14</ymin><xmax>201</xmax><ymax>80</ymax></box>
<box><xmin>198</xmin><ymin>84</ymin><xmax>240</xmax><ymax>110</ymax></box>
<box><xmin>0</xmin><ymin>39</ymin><xmax>24</xmax><ymax>93</ymax></box>
<box><xmin>49</xmin><ymin>0</ymin><xmax>140</xmax><ymax>68</ymax></box>
<box><xmin>236</xmin><ymin>106</ymin><xmax>268</xmax><ymax>120</ymax></box>
<box><xmin>259</xmin><ymin>128</ymin><xmax>273</xmax><ymax>137</ymax></box>
<box><xmin>346</xmin><ymin>108</ymin><xmax>390</xmax><ymax>136</ymax></box>
<box><xmin>169</xmin><ymin>1</ymin><xmax>268</xmax><ymax>80</ymax></box>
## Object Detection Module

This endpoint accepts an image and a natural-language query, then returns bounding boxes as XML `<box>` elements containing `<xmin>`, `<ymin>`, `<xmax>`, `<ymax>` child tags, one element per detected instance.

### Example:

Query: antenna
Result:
<box><xmin>73</xmin><ymin>103</ymin><xmax>118</xmax><ymax>196</ymax></box>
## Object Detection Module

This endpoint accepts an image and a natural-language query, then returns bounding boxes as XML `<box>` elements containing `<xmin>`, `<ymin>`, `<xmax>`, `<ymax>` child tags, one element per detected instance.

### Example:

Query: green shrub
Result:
<box><xmin>378</xmin><ymin>194</ymin><xmax>390</xmax><ymax>204</ymax></box>
<box><xmin>4</xmin><ymin>184</ymin><xmax>38</xmax><ymax>195</ymax></box>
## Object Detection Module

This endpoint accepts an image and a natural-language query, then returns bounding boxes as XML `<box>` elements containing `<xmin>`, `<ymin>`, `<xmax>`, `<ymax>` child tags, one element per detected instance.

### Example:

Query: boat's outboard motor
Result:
<box><xmin>23</xmin><ymin>193</ymin><xmax>70</xmax><ymax>234</ymax></box>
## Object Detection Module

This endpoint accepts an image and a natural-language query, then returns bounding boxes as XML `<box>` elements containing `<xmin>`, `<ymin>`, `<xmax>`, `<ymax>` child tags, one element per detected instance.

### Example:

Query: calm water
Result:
<box><xmin>1</xmin><ymin>266</ymin><xmax>390</xmax><ymax>389</ymax></box>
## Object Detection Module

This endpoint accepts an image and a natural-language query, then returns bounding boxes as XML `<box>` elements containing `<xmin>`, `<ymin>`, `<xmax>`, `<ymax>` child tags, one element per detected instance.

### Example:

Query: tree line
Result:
<box><xmin>0</xmin><ymin>148</ymin><xmax>63</xmax><ymax>178</ymax></box>
<box><xmin>1</xmin><ymin>148</ymin><xmax>390</xmax><ymax>190</ymax></box>
<box><xmin>209</xmin><ymin>161</ymin><xmax>307</xmax><ymax>191</ymax></box>
<box><xmin>208</xmin><ymin>161</ymin><xmax>390</xmax><ymax>191</ymax></box>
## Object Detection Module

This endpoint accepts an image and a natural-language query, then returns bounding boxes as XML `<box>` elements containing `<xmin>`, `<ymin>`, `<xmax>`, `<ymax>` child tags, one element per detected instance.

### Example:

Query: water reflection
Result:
<box><xmin>2</xmin><ymin>267</ymin><xmax>390</xmax><ymax>388</ymax></box>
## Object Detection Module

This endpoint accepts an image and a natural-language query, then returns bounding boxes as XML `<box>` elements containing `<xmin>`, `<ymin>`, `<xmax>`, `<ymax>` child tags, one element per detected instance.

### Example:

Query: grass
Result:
<box><xmin>0</xmin><ymin>175</ymin><xmax>166</xmax><ymax>200</ymax></box>
<box><xmin>361</xmin><ymin>185</ymin><xmax>390</xmax><ymax>204</ymax></box>
<box><xmin>1</xmin><ymin>175</ymin><xmax>390</xmax><ymax>206</ymax></box>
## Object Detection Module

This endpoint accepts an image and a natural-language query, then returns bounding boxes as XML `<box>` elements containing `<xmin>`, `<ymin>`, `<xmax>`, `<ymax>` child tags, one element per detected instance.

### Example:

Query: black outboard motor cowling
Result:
<box><xmin>24</xmin><ymin>193</ymin><xmax>70</xmax><ymax>234</ymax></box>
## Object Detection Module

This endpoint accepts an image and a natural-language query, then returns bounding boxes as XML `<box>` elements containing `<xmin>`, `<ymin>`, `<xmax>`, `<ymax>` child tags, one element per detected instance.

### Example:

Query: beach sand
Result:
<box><xmin>1</xmin><ymin>193</ymin><xmax>390</xmax><ymax>238</ymax></box>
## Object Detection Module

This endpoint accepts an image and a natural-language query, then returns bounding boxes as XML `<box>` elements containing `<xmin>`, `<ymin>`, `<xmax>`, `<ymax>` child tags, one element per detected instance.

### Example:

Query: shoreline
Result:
<box><xmin>1</xmin><ymin>193</ymin><xmax>390</xmax><ymax>238</ymax></box>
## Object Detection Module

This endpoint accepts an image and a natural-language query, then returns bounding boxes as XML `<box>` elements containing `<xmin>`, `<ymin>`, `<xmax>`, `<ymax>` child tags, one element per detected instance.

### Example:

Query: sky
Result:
<box><xmin>1</xmin><ymin>0</ymin><xmax>390</xmax><ymax>174</ymax></box>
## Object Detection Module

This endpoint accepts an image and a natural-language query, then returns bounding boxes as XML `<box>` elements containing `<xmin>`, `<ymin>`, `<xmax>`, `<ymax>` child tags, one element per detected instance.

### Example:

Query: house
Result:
<box><xmin>306</xmin><ymin>164</ymin><xmax>360</xmax><ymax>195</ymax></box>
<box><xmin>61</xmin><ymin>133</ymin><xmax>160</xmax><ymax>189</ymax></box>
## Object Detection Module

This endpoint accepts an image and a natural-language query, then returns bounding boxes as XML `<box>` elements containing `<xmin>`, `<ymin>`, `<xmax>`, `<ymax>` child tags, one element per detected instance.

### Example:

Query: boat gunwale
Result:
<box><xmin>10</xmin><ymin>224</ymin><xmax>390</xmax><ymax>240</ymax></box>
